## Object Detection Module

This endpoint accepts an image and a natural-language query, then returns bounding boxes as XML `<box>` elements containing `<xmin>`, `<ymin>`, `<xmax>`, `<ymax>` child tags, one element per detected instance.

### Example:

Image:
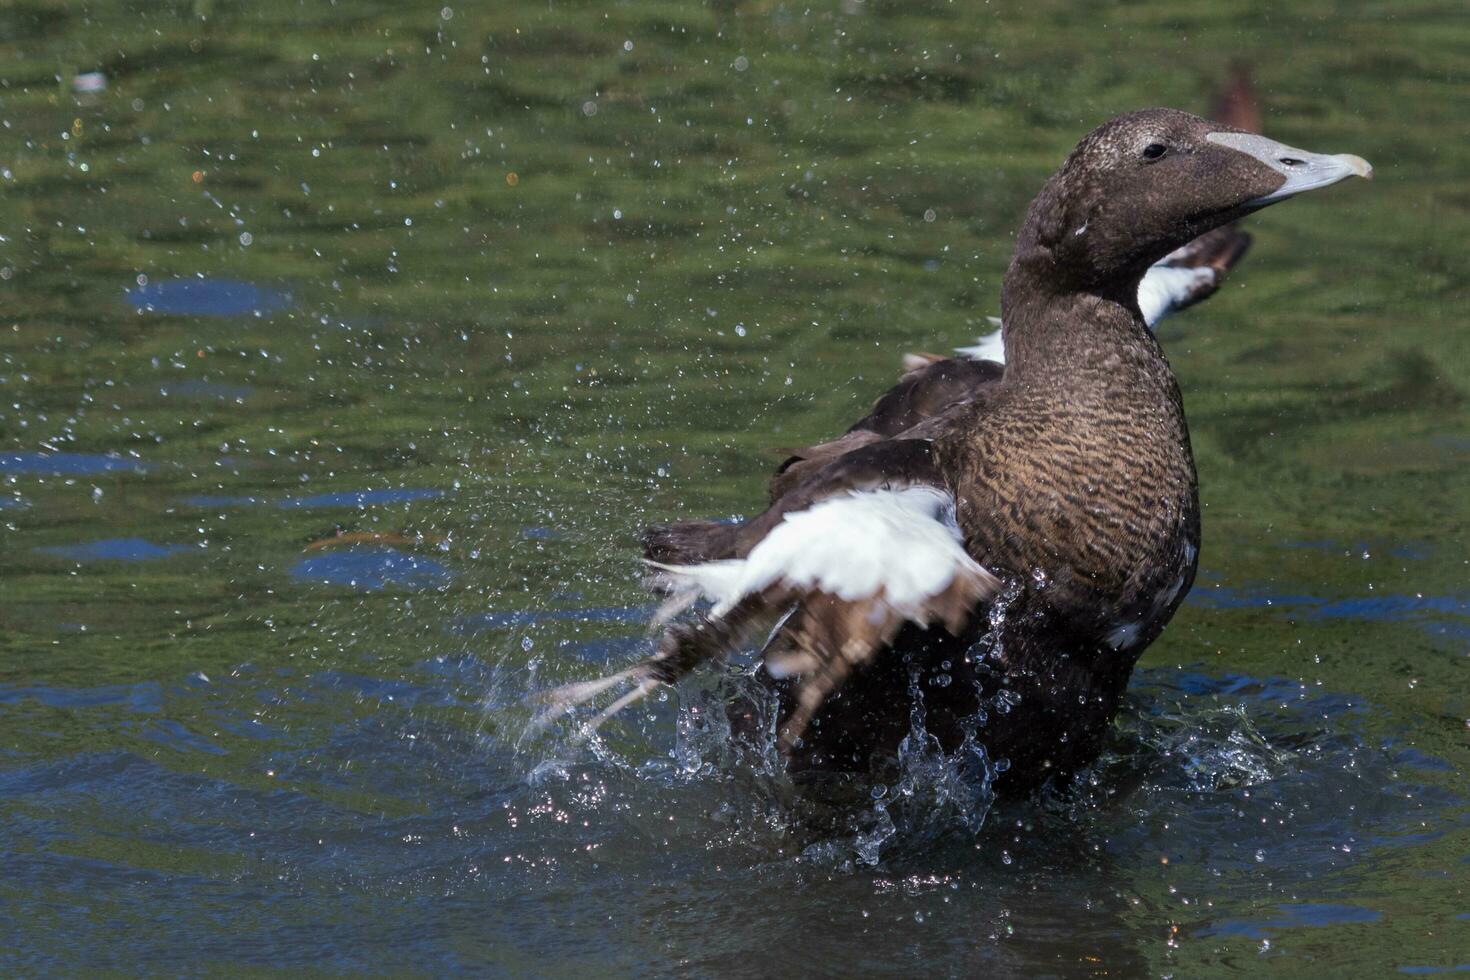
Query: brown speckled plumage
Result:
<box><xmin>544</xmin><ymin>108</ymin><xmax>1368</xmax><ymax>794</ymax></box>
<box><xmin>780</xmin><ymin>110</ymin><xmax>1282</xmax><ymax>787</ymax></box>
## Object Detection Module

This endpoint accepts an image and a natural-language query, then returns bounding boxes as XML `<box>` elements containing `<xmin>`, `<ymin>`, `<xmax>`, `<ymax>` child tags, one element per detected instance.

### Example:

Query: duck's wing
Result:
<box><xmin>847</xmin><ymin>356</ymin><xmax>1005</xmax><ymax>437</ymax></box>
<box><xmin>1138</xmin><ymin>225</ymin><xmax>1253</xmax><ymax>326</ymax></box>
<box><xmin>767</xmin><ymin>355</ymin><xmax>1004</xmax><ymax>503</ymax></box>
<box><xmin>533</xmin><ymin>437</ymin><xmax>1002</xmax><ymax>747</ymax></box>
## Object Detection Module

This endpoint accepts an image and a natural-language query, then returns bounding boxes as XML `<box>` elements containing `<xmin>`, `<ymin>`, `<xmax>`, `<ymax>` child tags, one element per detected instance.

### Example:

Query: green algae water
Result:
<box><xmin>2</xmin><ymin>1</ymin><xmax>1467</xmax><ymax>973</ymax></box>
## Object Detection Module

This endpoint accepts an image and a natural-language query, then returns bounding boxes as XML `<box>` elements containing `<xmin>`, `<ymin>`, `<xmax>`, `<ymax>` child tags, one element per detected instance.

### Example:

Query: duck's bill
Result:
<box><xmin>1208</xmin><ymin>131</ymin><xmax>1372</xmax><ymax>205</ymax></box>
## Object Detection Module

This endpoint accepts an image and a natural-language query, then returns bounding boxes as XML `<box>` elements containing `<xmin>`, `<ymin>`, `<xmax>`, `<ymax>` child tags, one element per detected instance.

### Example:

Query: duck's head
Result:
<box><xmin>1018</xmin><ymin>107</ymin><xmax>1371</xmax><ymax>292</ymax></box>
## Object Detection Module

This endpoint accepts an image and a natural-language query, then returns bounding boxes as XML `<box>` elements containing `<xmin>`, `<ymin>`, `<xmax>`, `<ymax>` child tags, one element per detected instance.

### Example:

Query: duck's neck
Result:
<box><xmin>999</xmin><ymin>248</ymin><xmax>1155</xmax><ymax>385</ymax></box>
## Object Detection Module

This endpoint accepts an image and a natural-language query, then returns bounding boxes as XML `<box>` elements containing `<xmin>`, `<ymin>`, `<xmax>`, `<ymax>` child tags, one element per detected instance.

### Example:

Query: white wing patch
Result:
<box><xmin>955</xmin><ymin>262</ymin><xmax>1215</xmax><ymax>366</ymax></box>
<box><xmin>1136</xmin><ymin>264</ymin><xmax>1217</xmax><ymax>328</ymax></box>
<box><xmin>953</xmin><ymin>326</ymin><xmax>1007</xmax><ymax>364</ymax></box>
<box><xmin>649</xmin><ymin>486</ymin><xmax>996</xmax><ymax>628</ymax></box>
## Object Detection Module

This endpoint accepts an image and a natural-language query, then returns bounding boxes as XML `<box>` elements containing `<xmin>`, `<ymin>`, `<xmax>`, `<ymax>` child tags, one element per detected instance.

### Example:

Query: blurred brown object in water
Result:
<box><xmin>304</xmin><ymin>527</ymin><xmax>446</xmax><ymax>552</ymax></box>
<box><xmin>1213</xmin><ymin>62</ymin><xmax>1262</xmax><ymax>134</ymax></box>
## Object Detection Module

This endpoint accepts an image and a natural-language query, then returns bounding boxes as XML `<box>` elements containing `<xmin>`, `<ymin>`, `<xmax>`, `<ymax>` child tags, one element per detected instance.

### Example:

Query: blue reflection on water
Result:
<box><xmin>1165</xmin><ymin>669</ymin><xmax>1364</xmax><ymax>716</ymax></box>
<box><xmin>1283</xmin><ymin>538</ymin><xmax>1433</xmax><ymax>561</ymax></box>
<box><xmin>1198</xmin><ymin>902</ymin><xmax>1381</xmax><ymax>939</ymax></box>
<box><xmin>290</xmin><ymin>547</ymin><xmax>452</xmax><ymax>590</ymax></box>
<box><xmin>36</xmin><ymin>539</ymin><xmax>198</xmax><ymax>562</ymax></box>
<box><xmin>0</xmin><ymin>453</ymin><xmax>152</xmax><ymax>476</ymax></box>
<box><xmin>1397</xmin><ymin>965</ymin><xmax>1470</xmax><ymax>975</ymax></box>
<box><xmin>1189</xmin><ymin>584</ymin><xmax>1470</xmax><ymax>641</ymax></box>
<box><xmin>1188</xmin><ymin>585</ymin><xmax>1323</xmax><ymax>610</ymax></box>
<box><xmin>177</xmin><ymin>489</ymin><xmax>443</xmax><ymax>509</ymax></box>
<box><xmin>278</xmin><ymin>489</ymin><xmax>445</xmax><ymax>509</ymax></box>
<box><xmin>125</xmin><ymin>278</ymin><xmax>293</xmax><ymax>317</ymax></box>
<box><xmin>0</xmin><ymin>682</ymin><xmax>163</xmax><ymax>711</ymax></box>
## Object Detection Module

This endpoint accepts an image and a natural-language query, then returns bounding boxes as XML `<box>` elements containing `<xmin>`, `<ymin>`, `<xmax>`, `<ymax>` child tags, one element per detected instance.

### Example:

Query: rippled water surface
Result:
<box><xmin>2</xmin><ymin>1</ymin><xmax>1468</xmax><ymax>974</ymax></box>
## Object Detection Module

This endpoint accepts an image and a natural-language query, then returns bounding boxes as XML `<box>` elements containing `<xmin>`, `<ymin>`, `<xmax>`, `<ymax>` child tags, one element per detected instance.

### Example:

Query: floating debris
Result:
<box><xmin>303</xmin><ymin>529</ymin><xmax>447</xmax><ymax>552</ymax></box>
<box><xmin>72</xmin><ymin>72</ymin><xmax>107</xmax><ymax>94</ymax></box>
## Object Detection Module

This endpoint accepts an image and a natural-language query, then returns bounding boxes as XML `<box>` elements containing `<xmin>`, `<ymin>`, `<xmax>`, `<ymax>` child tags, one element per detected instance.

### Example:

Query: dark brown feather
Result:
<box><xmin>1152</xmin><ymin>226</ymin><xmax>1254</xmax><ymax>316</ymax></box>
<box><xmin>844</xmin><ymin>357</ymin><xmax>1005</xmax><ymax>438</ymax></box>
<box><xmin>642</xmin><ymin>519</ymin><xmax>740</xmax><ymax>565</ymax></box>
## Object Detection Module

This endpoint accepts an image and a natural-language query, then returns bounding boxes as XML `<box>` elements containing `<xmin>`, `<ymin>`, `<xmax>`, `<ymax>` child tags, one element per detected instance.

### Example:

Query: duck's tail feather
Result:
<box><xmin>641</xmin><ymin>519</ymin><xmax>739</xmax><ymax>565</ymax></box>
<box><xmin>528</xmin><ymin>595</ymin><xmax>770</xmax><ymax>735</ymax></box>
<box><xmin>900</xmin><ymin>351</ymin><xmax>948</xmax><ymax>375</ymax></box>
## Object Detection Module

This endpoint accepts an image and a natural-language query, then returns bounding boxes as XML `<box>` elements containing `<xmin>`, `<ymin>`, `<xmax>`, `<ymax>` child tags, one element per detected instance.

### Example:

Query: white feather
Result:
<box><xmin>953</xmin><ymin>328</ymin><xmax>1007</xmax><ymax>364</ymax></box>
<box><xmin>1135</xmin><ymin>264</ymin><xmax>1217</xmax><ymax>328</ymax></box>
<box><xmin>1104</xmin><ymin>619</ymin><xmax>1145</xmax><ymax>651</ymax></box>
<box><xmin>648</xmin><ymin>486</ymin><xmax>989</xmax><ymax>622</ymax></box>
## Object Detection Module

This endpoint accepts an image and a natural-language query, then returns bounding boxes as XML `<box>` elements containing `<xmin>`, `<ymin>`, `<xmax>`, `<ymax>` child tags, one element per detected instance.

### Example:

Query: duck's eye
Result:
<box><xmin>1142</xmin><ymin>143</ymin><xmax>1169</xmax><ymax>161</ymax></box>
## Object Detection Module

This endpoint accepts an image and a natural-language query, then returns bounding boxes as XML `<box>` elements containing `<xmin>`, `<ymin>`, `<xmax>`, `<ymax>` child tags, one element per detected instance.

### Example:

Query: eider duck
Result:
<box><xmin>538</xmin><ymin>108</ymin><xmax>1370</xmax><ymax>793</ymax></box>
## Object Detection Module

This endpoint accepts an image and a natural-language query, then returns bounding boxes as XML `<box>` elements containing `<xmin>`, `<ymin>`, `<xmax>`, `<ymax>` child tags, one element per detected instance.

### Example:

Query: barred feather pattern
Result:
<box><xmin>530</xmin><ymin>486</ymin><xmax>1001</xmax><ymax>747</ymax></box>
